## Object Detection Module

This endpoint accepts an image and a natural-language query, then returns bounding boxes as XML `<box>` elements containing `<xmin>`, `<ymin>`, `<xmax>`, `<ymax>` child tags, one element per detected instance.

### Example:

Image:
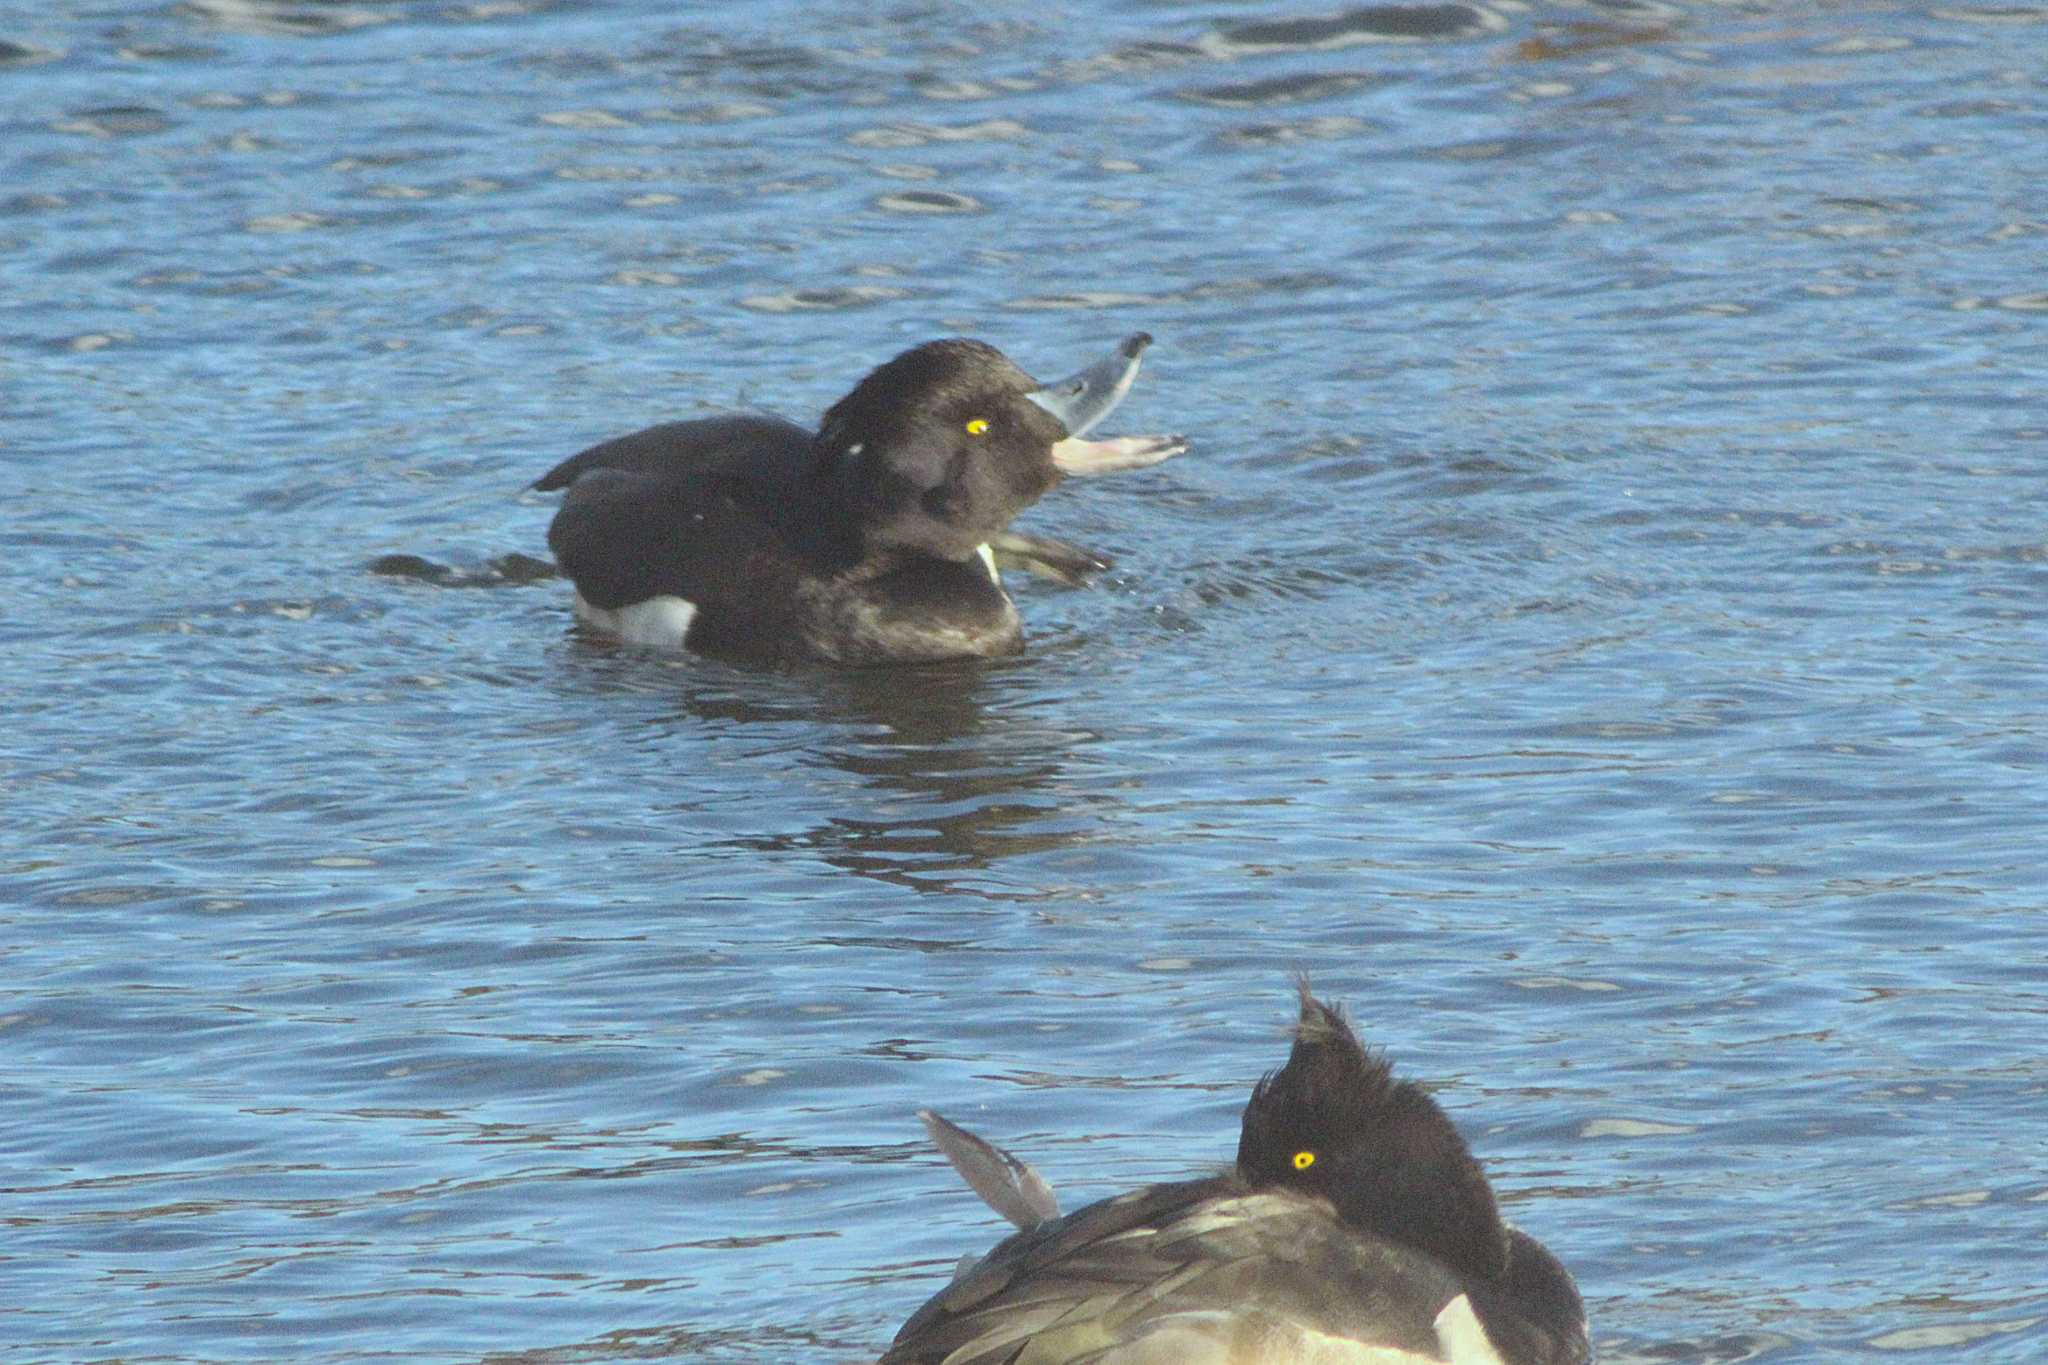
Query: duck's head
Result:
<box><xmin>813</xmin><ymin>334</ymin><xmax>1182</xmax><ymax>563</ymax></box>
<box><xmin>1235</xmin><ymin>984</ymin><xmax>1513</xmax><ymax>1284</ymax></box>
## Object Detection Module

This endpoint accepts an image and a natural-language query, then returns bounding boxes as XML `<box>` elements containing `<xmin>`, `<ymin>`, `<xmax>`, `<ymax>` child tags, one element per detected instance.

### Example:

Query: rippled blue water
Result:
<box><xmin>7</xmin><ymin>1</ymin><xmax>2047</xmax><ymax>1361</ymax></box>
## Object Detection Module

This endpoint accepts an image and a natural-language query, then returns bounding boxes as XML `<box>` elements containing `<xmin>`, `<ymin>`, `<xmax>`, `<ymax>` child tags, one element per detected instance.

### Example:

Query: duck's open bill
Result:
<box><xmin>1050</xmin><ymin>432</ymin><xmax>1187</xmax><ymax>473</ymax></box>
<box><xmin>1026</xmin><ymin>332</ymin><xmax>1150</xmax><ymax>437</ymax></box>
<box><xmin>1027</xmin><ymin>333</ymin><xmax>1187</xmax><ymax>474</ymax></box>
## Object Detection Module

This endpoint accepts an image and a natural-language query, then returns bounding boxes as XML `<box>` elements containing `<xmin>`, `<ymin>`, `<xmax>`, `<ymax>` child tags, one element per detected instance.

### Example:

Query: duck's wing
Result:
<box><xmin>531</xmin><ymin>416</ymin><xmax>812</xmax><ymax>491</ymax></box>
<box><xmin>534</xmin><ymin>416</ymin><xmax>847</xmax><ymax>615</ymax></box>
<box><xmin>881</xmin><ymin>1182</ymin><xmax>1488</xmax><ymax>1365</ymax></box>
<box><xmin>541</xmin><ymin>465</ymin><xmax>774</xmax><ymax>613</ymax></box>
<box><xmin>919</xmin><ymin>1111</ymin><xmax>1060</xmax><ymax>1232</ymax></box>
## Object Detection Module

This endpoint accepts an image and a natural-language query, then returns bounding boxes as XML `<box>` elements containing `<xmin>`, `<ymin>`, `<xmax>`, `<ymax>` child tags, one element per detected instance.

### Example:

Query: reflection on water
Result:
<box><xmin>645</xmin><ymin>660</ymin><xmax>1109</xmax><ymax>897</ymax></box>
<box><xmin>6</xmin><ymin>0</ymin><xmax>2048</xmax><ymax>1361</ymax></box>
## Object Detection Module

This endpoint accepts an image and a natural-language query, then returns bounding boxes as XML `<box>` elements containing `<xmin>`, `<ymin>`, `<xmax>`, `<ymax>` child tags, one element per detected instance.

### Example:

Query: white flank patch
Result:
<box><xmin>1433</xmin><ymin>1294</ymin><xmax>1508</xmax><ymax>1365</ymax></box>
<box><xmin>572</xmin><ymin>591</ymin><xmax>698</xmax><ymax>648</ymax></box>
<box><xmin>976</xmin><ymin>541</ymin><xmax>1001</xmax><ymax>584</ymax></box>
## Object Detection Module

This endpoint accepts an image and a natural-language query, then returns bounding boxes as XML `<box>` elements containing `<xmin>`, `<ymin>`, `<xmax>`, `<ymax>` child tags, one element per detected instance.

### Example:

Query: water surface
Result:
<box><xmin>6</xmin><ymin>2</ymin><xmax>2047</xmax><ymax>1361</ymax></box>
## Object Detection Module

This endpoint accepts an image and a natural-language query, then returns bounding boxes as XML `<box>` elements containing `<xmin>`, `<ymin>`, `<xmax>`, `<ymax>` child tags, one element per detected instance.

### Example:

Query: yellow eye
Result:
<box><xmin>965</xmin><ymin>418</ymin><xmax>989</xmax><ymax>436</ymax></box>
<box><xmin>1292</xmin><ymin>1150</ymin><xmax>1316</xmax><ymax>1170</ymax></box>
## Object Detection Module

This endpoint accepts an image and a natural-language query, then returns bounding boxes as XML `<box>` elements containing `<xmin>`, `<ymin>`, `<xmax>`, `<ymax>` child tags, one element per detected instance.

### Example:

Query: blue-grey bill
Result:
<box><xmin>1028</xmin><ymin>333</ymin><xmax>1188</xmax><ymax>474</ymax></box>
<box><xmin>1050</xmin><ymin>431</ymin><xmax>1186</xmax><ymax>473</ymax></box>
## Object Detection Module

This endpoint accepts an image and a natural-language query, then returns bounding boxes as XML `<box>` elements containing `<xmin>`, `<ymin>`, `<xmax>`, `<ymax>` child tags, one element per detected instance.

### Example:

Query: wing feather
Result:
<box><xmin>882</xmin><ymin>1185</ymin><xmax>1474</xmax><ymax>1365</ymax></box>
<box><xmin>534</xmin><ymin>416</ymin><xmax>852</xmax><ymax>621</ymax></box>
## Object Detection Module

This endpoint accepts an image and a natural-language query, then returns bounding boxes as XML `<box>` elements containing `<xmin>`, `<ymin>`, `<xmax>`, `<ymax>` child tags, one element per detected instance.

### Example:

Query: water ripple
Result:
<box><xmin>6</xmin><ymin>2</ymin><xmax>2048</xmax><ymax>1362</ymax></box>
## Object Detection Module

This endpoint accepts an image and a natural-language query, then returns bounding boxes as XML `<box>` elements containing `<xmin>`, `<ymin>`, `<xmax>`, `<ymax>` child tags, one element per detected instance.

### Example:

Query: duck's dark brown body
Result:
<box><xmin>531</xmin><ymin>336</ymin><xmax>1182</xmax><ymax>664</ymax></box>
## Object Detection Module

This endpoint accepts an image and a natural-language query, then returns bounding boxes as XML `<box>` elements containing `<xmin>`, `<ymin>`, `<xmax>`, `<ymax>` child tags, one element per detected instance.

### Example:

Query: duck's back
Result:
<box><xmin>531</xmin><ymin>415</ymin><xmax>814</xmax><ymax>493</ymax></box>
<box><xmin>535</xmin><ymin>416</ymin><xmax>853</xmax><ymax>633</ymax></box>
<box><xmin>881</xmin><ymin>1178</ymin><xmax>1489</xmax><ymax>1365</ymax></box>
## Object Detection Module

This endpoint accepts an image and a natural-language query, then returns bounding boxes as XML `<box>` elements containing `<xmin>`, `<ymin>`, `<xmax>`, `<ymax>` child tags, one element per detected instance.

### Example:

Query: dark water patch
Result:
<box><xmin>0</xmin><ymin>190</ymin><xmax>69</xmax><ymax>214</ymax></box>
<box><xmin>649</xmin><ymin>31</ymin><xmax>878</xmax><ymax>101</ymax></box>
<box><xmin>1208</xmin><ymin>4</ymin><xmax>1503</xmax><ymax>55</ymax></box>
<box><xmin>368</xmin><ymin>552</ymin><xmax>556</xmax><ymax>587</ymax></box>
<box><xmin>1188</xmin><ymin>271</ymin><xmax>1348</xmax><ymax>304</ymax></box>
<box><xmin>1930</xmin><ymin>5</ymin><xmax>2048</xmax><ymax>23</ymax></box>
<box><xmin>1916</xmin><ymin>96</ymin><xmax>2030</xmax><ymax>119</ymax></box>
<box><xmin>1511</xmin><ymin>20</ymin><xmax>1677</xmax><ymax>63</ymax></box>
<box><xmin>874</xmin><ymin>188</ymin><xmax>983</xmax><ymax>214</ymax></box>
<box><xmin>739</xmin><ymin>284</ymin><xmax>916</xmax><ymax>312</ymax></box>
<box><xmin>1212</xmin><ymin>114</ymin><xmax>1375</xmax><ymax>147</ymax></box>
<box><xmin>0</xmin><ymin>39</ymin><xmax>62</xmax><ymax>67</ymax></box>
<box><xmin>113</xmin><ymin>40</ymin><xmax>229</xmax><ymax>62</ymax></box>
<box><xmin>1058</xmin><ymin>38</ymin><xmax>1205</xmax><ymax>84</ymax></box>
<box><xmin>1396</xmin><ymin>134</ymin><xmax>1569</xmax><ymax>163</ymax></box>
<box><xmin>1181</xmin><ymin>556</ymin><xmax>1382</xmax><ymax>607</ymax></box>
<box><xmin>658</xmin><ymin>98</ymin><xmax>780</xmax><ymax>124</ymax></box>
<box><xmin>1003</xmin><ymin>269</ymin><xmax>1354</xmax><ymax>321</ymax></box>
<box><xmin>1177</xmin><ymin>70</ymin><xmax>1384</xmax><ymax>108</ymax></box>
<box><xmin>1002</xmin><ymin>289</ymin><xmax>1159</xmax><ymax>311</ymax></box>
<box><xmin>50</xmin><ymin>105</ymin><xmax>174</xmax><ymax>138</ymax></box>
<box><xmin>43</xmin><ymin>247</ymin><xmax>146</xmax><ymax>274</ymax></box>
<box><xmin>1267</xmin><ymin>435</ymin><xmax>1391</xmax><ymax>484</ymax></box>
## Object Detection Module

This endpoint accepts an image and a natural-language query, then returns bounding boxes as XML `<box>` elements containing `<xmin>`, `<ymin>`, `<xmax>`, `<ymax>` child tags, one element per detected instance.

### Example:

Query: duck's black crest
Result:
<box><xmin>1236</xmin><ymin>984</ymin><xmax>1512</xmax><ymax>1284</ymax></box>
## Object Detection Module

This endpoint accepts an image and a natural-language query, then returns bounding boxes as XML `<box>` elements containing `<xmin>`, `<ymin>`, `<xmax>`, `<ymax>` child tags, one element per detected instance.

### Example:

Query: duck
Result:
<box><xmin>880</xmin><ymin>984</ymin><xmax>1590</xmax><ymax>1365</ymax></box>
<box><xmin>530</xmin><ymin>333</ymin><xmax>1184</xmax><ymax>665</ymax></box>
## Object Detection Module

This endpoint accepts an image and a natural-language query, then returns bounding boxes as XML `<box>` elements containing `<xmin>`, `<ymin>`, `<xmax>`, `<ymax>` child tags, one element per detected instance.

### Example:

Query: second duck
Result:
<box><xmin>531</xmin><ymin>333</ymin><xmax>1183</xmax><ymax>665</ymax></box>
